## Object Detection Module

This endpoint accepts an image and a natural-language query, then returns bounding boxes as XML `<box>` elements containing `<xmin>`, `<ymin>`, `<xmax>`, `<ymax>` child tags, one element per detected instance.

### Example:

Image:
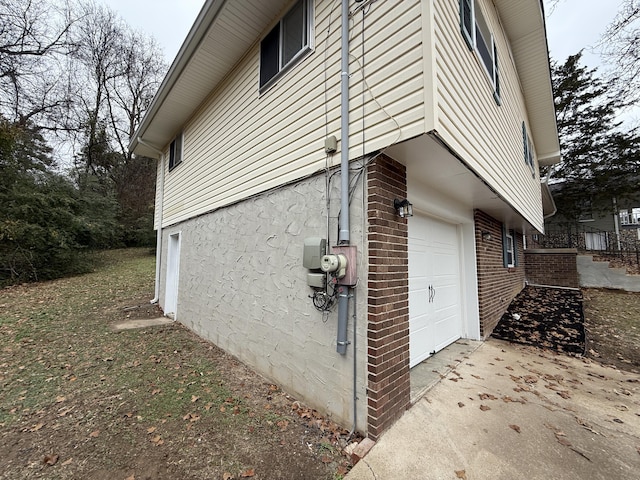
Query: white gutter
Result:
<box><xmin>542</xmin><ymin>170</ymin><xmax>557</xmax><ymax>220</ymax></box>
<box><xmin>151</xmin><ymin>155</ymin><xmax>165</xmax><ymax>304</ymax></box>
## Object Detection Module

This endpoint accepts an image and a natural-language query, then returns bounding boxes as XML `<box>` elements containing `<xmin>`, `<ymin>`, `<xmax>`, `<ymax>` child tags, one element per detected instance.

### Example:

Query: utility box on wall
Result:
<box><xmin>331</xmin><ymin>245</ymin><xmax>357</xmax><ymax>286</ymax></box>
<box><xmin>303</xmin><ymin>237</ymin><xmax>326</xmax><ymax>270</ymax></box>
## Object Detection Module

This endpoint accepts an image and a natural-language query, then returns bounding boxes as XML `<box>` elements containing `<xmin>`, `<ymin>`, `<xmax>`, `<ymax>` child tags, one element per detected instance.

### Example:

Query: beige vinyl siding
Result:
<box><xmin>160</xmin><ymin>0</ymin><xmax>425</xmax><ymax>227</ymax></box>
<box><xmin>433</xmin><ymin>0</ymin><xmax>543</xmax><ymax>231</ymax></box>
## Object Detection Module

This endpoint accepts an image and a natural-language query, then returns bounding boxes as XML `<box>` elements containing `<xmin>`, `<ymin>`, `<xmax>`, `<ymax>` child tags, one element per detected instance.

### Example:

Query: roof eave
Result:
<box><xmin>129</xmin><ymin>0</ymin><xmax>227</xmax><ymax>157</ymax></box>
<box><xmin>494</xmin><ymin>0</ymin><xmax>561</xmax><ymax>167</ymax></box>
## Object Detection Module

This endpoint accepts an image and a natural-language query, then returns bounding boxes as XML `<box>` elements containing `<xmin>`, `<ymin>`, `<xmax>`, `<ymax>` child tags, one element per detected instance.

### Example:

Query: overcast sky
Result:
<box><xmin>103</xmin><ymin>0</ymin><xmax>203</xmax><ymax>62</ymax></box>
<box><xmin>103</xmin><ymin>0</ymin><xmax>619</xmax><ymax>70</ymax></box>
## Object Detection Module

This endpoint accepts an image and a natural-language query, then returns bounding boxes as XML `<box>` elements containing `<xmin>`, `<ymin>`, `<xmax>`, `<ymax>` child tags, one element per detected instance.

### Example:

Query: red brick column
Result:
<box><xmin>366</xmin><ymin>154</ymin><xmax>410</xmax><ymax>440</ymax></box>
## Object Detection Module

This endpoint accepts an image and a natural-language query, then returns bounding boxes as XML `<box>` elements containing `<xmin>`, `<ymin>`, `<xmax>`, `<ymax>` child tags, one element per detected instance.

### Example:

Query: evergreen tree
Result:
<box><xmin>551</xmin><ymin>53</ymin><xmax>640</xmax><ymax>223</ymax></box>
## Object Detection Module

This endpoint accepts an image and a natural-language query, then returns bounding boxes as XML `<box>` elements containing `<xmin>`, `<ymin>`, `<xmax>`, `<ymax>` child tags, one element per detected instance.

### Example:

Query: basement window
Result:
<box><xmin>169</xmin><ymin>132</ymin><xmax>183</xmax><ymax>171</ymax></box>
<box><xmin>460</xmin><ymin>0</ymin><xmax>500</xmax><ymax>104</ymax></box>
<box><xmin>260</xmin><ymin>0</ymin><xmax>312</xmax><ymax>91</ymax></box>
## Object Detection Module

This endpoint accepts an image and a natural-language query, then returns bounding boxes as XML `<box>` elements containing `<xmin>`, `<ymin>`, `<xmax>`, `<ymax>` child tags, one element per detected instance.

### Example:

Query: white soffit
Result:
<box><xmin>494</xmin><ymin>0</ymin><xmax>561</xmax><ymax>166</ymax></box>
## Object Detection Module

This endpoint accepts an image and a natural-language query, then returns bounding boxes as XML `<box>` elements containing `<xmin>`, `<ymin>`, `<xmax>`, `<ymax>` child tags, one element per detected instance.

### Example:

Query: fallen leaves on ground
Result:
<box><xmin>28</xmin><ymin>423</ymin><xmax>45</xmax><ymax>432</ymax></box>
<box><xmin>0</xmin><ymin>249</ymin><xmax>357</xmax><ymax>480</ymax></box>
<box><xmin>478</xmin><ymin>393</ymin><xmax>497</xmax><ymax>400</ymax></box>
<box><xmin>509</xmin><ymin>424</ymin><xmax>521</xmax><ymax>433</ymax></box>
<box><xmin>491</xmin><ymin>287</ymin><xmax>585</xmax><ymax>355</ymax></box>
<box><xmin>455</xmin><ymin>470</ymin><xmax>467</xmax><ymax>479</ymax></box>
<box><xmin>43</xmin><ymin>454</ymin><xmax>59</xmax><ymax>466</ymax></box>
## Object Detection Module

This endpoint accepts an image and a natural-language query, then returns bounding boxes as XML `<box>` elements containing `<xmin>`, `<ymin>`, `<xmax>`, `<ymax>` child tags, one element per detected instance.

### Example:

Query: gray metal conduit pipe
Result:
<box><xmin>336</xmin><ymin>0</ymin><xmax>350</xmax><ymax>355</ymax></box>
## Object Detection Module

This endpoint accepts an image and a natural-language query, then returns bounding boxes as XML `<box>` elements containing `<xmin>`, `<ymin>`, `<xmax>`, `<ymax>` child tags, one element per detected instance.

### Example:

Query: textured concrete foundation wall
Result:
<box><xmin>158</xmin><ymin>171</ymin><xmax>368</xmax><ymax>432</ymax></box>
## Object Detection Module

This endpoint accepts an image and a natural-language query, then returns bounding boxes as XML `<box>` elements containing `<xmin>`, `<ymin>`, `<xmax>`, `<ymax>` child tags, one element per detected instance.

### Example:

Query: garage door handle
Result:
<box><xmin>428</xmin><ymin>285</ymin><xmax>435</xmax><ymax>303</ymax></box>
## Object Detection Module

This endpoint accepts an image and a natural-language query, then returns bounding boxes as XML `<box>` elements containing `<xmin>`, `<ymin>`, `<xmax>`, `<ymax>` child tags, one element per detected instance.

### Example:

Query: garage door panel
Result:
<box><xmin>409</xmin><ymin>323</ymin><xmax>433</xmax><ymax>366</ymax></box>
<box><xmin>432</xmin><ymin>253</ymin><xmax>458</xmax><ymax>275</ymax></box>
<box><xmin>432</xmin><ymin>283</ymin><xmax>458</xmax><ymax>309</ymax></box>
<box><xmin>409</xmin><ymin>289</ymin><xmax>429</xmax><ymax>320</ymax></box>
<box><xmin>409</xmin><ymin>214</ymin><xmax>462</xmax><ymax>368</ymax></box>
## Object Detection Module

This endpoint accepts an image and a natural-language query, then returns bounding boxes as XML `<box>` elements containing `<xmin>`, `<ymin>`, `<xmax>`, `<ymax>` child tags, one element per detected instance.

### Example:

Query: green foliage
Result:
<box><xmin>0</xmin><ymin>0</ymin><xmax>161</xmax><ymax>285</ymax></box>
<box><xmin>0</xmin><ymin>119</ymin><xmax>121</xmax><ymax>285</ymax></box>
<box><xmin>551</xmin><ymin>53</ymin><xmax>640</xmax><ymax>223</ymax></box>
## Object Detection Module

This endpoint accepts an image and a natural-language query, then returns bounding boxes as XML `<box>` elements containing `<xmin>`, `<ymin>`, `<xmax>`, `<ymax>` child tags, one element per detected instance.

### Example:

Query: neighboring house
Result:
<box><xmin>130</xmin><ymin>0</ymin><xmax>559</xmax><ymax>439</ymax></box>
<box><xmin>543</xmin><ymin>182</ymin><xmax>640</xmax><ymax>251</ymax></box>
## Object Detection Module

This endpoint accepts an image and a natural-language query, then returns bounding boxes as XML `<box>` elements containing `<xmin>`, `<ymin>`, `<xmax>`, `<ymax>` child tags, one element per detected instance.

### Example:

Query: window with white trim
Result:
<box><xmin>259</xmin><ymin>0</ymin><xmax>312</xmax><ymax>90</ymax></box>
<box><xmin>502</xmin><ymin>226</ymin><xmax>517</xmax><ymax>268</ymax></box>
<box><xmin>620</xmin><ymin>207</ymin><xmax>640</xmax><ymax>225</ymax></box>
<box><xmin>460</xmin><ymin>0</ymin><xmax>500</xmax><ymax>104</ymax></box>
<box><xmin>169</xmin><ymin>132</ymin><xmax>183</xmax><ymax>171</ymax></box>
<box><xmin>505</xmin><ymin>231</ymin><xmax>515</xmax><ymax>267</ymax></box>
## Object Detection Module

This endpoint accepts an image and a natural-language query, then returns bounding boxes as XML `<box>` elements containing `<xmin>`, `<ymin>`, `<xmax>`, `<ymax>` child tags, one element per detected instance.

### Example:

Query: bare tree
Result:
<box><xmin>69</xmin><ymin>0</ymin><xmax>166</xmax><ymax>169</ymax></box>
<box><xmin>600</xmin><ymin>0</ymin><xmax>640</xmax><ymax>106</ymax></box>
<box><xmin>105</xmin><ymin>29</ymin><xmax>165</xmax><ymax>160</ymax></box>
<box><xmin>67</xmin><ymin>0</ymin><xmax>167</xmax><ymax>243</ymax></box>
<box><xmin>1</xmin><ymin>0</ymin><xmax>168</xmax><ymax>249</ymax></box>
<box><xmin>0</xmin><ymin>0</ymin><xmax>76</xmax><ymax>129</ymax></box>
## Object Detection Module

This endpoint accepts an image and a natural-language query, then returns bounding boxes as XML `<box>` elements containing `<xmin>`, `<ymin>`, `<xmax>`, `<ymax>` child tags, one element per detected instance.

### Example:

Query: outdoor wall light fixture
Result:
<box><xmin>394</xmin><ymin>198</ymin><xmax>413</xmax><ymax>218</ymax></box>
<box><xmin>482</xmin><ymin>230</ymin><xmax>492</xmax><ymax>242</ymax></box>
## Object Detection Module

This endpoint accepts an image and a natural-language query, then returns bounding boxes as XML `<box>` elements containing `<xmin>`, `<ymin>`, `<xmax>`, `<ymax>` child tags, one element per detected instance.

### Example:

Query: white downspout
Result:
<box><xmin>137</xmin><ymin>137</ymin><xmax>165</xmax><ymax>304</ymax></box>
<box><xmin>151</xmin><ymin>156</ymin><xmax>164</xmax><ymax>304</ymax></box>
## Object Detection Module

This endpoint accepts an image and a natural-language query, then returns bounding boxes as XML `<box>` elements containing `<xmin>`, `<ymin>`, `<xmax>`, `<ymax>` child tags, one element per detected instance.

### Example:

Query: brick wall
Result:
<box><xmin>524</xmin><ymin>249</ymin><xmax>579</xmax><ymax>288</ymax></box>
<box><xmin>474</xmin><ymin>210</ymin><xmax>525</xmax><ymax>337</ymax></box>
<box><xmin>366</xmin><ymin>154</ymin><xmax>410</xmax><ymax>440</ymax></box>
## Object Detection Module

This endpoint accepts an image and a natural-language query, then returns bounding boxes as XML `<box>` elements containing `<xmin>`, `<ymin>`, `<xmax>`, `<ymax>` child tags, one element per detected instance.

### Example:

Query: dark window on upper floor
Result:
<box><xmin>169</xmin><ymin>132</ymin><xmax>183</xmax><ymax>171</ymax></box>
<box><xmin>460</xmin><ymin>0</ymin><xmax>500</xmax><ymax>105</ymax></box>
<box><xmin>260</xmin><ymin>0</ymin><xmax>312</xmax><ymax>91</ymax></box>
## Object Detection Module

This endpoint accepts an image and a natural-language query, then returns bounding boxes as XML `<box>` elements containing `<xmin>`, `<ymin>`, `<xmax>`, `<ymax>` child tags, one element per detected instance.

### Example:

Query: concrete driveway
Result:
<box><xmin>347</xmin><ymin>339</ymin><xmax>640</xmax><ymax>480</ymax></box>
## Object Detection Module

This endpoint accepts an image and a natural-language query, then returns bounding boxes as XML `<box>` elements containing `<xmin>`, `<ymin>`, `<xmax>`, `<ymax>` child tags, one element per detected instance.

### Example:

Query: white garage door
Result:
<box><xmin>408</xmin><ymin>214</ymin><xmax>462</xmax><ymax>367</ymax></box>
